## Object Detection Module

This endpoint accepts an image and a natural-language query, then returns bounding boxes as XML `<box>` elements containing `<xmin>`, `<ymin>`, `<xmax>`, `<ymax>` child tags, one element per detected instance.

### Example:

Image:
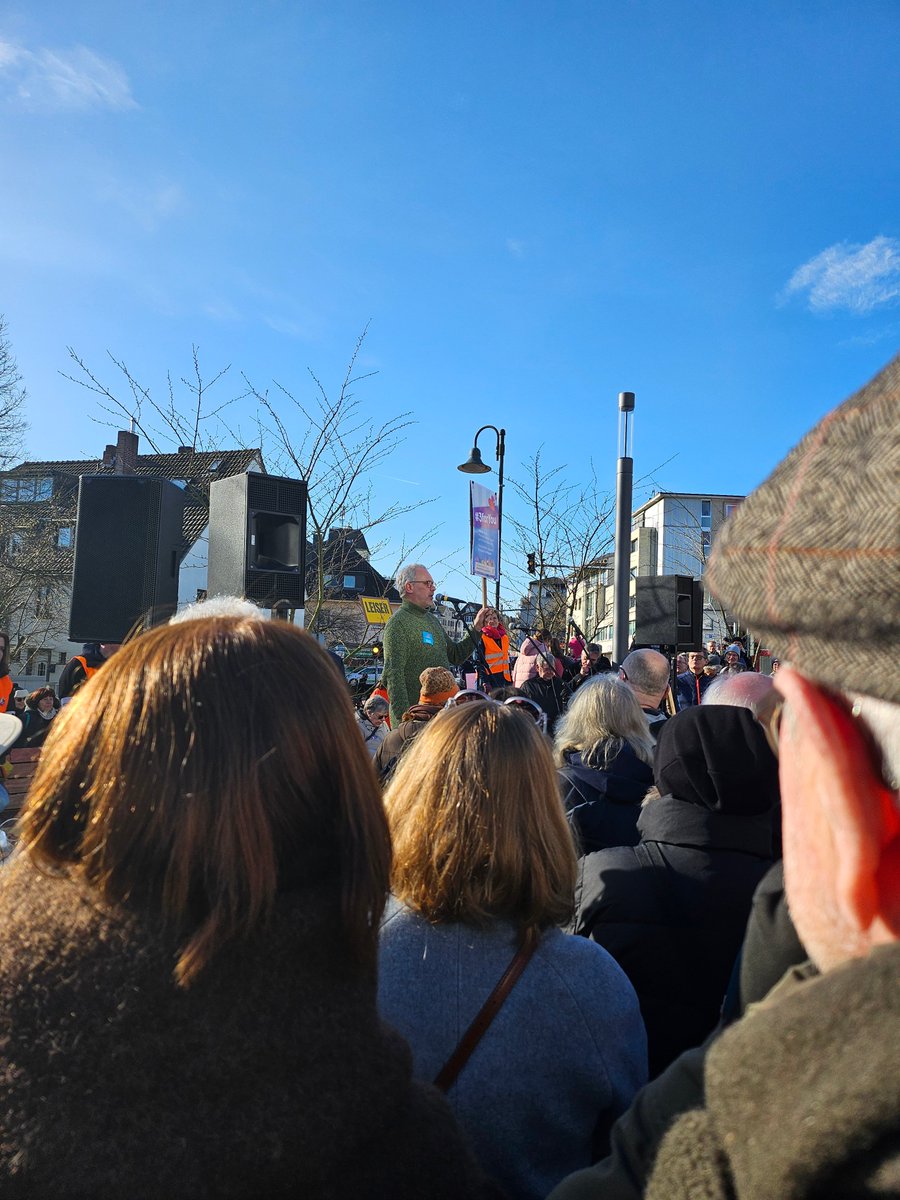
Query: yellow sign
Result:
<box><xmin>360</xmin><ymin>596</ymin><xmax>393</xmax><ymax>625</ymax></box>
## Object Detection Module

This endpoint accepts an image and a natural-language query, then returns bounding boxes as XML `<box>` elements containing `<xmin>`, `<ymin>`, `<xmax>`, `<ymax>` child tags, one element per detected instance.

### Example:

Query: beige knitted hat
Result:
<box><xmin>418</xmin><ymin>666</ymin><xmax>459</xmax><ymax>704</ymax></box>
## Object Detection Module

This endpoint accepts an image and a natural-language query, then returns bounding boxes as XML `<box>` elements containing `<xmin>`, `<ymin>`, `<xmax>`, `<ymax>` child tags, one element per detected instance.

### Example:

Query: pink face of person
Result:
<box><xmin>38</xmin><ymin>695</ymin><xmax>54</xmax><ymax>713</ymax></box>
<box><xmin>688</xmin><ymin>653</ymin><xmax>707</xmax><ymax>675</ymax></box>
<box><xmin>536</xmin><ymin>657</ymin><xmax>555</xmax><ymax>680</ymax></box>
<box><xmin>406</xmin><ymin>573</ymin><xmax>436</xmax><ymax>605</ymax></box>
<box><xmin>725</xmin><ymin>651</ymin><xmax>740</xmax><ymax>666</ymax></box>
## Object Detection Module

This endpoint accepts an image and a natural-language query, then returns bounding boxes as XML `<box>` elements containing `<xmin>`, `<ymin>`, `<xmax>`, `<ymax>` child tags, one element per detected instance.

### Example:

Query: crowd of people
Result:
<box><xmin>0</xmin><ymin>355</ymin><xmax>895</xmax><ymax>1196</ymax></box>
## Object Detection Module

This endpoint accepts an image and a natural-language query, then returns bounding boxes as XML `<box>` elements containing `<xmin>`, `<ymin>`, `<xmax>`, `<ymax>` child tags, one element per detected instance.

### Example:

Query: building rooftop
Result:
<box><xmin>6</xmin><ymin>445</ymin><xmax>264</xmax><ymax>548</ymax></box>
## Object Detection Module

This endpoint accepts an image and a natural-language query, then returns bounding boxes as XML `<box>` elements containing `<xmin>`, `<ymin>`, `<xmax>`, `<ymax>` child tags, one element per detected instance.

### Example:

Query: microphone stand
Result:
<box><xmin>438</xmin><ymin>599</ymin><xmax>492</xmax><ymax>691</ymax></box>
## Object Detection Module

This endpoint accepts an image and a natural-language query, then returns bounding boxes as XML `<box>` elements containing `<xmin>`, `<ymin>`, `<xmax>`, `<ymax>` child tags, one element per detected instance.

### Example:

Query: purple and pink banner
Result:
<box><xmin>469</xmin><ymin>481</ymin><xmax>500</xmax><ymax>581</ymax></box>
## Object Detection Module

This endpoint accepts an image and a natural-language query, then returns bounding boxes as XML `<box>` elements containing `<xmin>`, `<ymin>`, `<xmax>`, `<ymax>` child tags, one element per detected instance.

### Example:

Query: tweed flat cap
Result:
<box><xmin>707</xmin><ymin>354</ymin><xmax>900</xmax><ymax>704</ymax></box>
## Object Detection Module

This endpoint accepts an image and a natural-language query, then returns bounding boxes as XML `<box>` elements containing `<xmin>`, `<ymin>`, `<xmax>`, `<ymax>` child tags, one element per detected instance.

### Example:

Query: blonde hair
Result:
<box><xmin>554</xmin><ymin>674</ymin><xmax>655</xmax><ymax>769</ymax></box>
<box><xmin>19</xmin><ymin>617</ymin><xmax>391</xmax><ymax>987</ymax></box>
<box><xmin>385</xmin><ymin>703</ymin><xmax>576</xmax><ymax>931</ymax></box>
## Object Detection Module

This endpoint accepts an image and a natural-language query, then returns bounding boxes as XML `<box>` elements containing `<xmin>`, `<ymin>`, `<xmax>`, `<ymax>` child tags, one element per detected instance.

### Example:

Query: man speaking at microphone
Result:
<box><xmin>382</xmin><ymin>564</ymin><xmax>489</xmax><ymax>727</ymax></box>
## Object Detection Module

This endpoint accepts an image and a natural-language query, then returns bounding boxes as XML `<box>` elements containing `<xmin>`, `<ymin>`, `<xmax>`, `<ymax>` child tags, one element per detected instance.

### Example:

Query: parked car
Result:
<box><xmin>347</xmin><ymin>665</ymin><xmax>383</xmax><ymax>691</ymax></box>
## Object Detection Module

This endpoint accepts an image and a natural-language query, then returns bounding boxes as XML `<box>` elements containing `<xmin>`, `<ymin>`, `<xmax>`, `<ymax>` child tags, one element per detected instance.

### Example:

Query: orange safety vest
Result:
<box><xmin>0</xmin><ymin>676</ymin><xmax>12</xmax><ymax>713</ymax></box>
<box><xmin>72</xmin><ymin>657</ymin><xmax>99</xmax><ymax>688</ymax></box>
<box><xmin>481</xmin><ymin>632</ymin><xmax>511</xmax><ymax>682</ymax></box>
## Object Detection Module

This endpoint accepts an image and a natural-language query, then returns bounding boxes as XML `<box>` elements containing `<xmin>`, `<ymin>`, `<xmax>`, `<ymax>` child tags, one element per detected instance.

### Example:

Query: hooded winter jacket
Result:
<box><xmin>572</xmin><ymin>706</ymin><xmax>779</xmax><ymax>1077</ymax></box>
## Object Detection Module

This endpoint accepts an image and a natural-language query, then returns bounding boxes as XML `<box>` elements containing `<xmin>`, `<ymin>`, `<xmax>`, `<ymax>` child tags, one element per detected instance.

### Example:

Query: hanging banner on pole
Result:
<box><xmin>470</xmin><ymin>481</ymin><xmax>500</xmax><ymax>581</ymax></box>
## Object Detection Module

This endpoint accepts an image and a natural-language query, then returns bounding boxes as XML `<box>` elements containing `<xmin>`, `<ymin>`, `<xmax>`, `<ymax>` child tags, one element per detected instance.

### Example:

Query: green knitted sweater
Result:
<box><xmin>382</xmin><ymin>601</ymin><xmax>478</xmax><ymax>726</ymax></box>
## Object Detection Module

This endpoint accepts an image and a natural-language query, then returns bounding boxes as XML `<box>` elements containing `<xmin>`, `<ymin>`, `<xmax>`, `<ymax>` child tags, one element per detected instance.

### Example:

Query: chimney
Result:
<box><xmin>115</xmin><ymin>430</ymin><xmax>139</xmax><ymax>475</ymax></box>
<box><xmin>102</xmin><ymin>444</ymin><xmax>117</xmax><ymax>467</ymax></box>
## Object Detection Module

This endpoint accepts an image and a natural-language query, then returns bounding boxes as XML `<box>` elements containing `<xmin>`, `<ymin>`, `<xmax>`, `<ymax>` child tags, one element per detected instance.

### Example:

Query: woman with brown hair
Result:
<box><xmin>379</xmin><ymin>701</ymin><xmax>647</xmax><ymax>1200</ymax></box>
<box><xmin>0</xmin><ymin>613</ymin><xmax>498</xmax><ymax>1199</ymax></box>
<box><xmin>14</xmin><ymin>686</ymin><xmax>60</xmax><ymax>749</ymax></box>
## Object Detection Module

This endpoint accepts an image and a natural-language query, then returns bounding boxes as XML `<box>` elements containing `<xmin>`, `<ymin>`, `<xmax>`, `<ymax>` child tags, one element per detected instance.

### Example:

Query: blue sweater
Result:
<box><xmin>378</xmin><ymin>902</ymin><xmax>648</xmax><ymax>1200</ymax></box>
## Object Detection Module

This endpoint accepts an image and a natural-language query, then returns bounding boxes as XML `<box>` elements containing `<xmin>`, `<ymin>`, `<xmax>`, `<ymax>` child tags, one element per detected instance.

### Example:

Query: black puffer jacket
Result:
<box><xmin>559</xmin><ymin>744</ymin><xmax>653</xmax><ymax>853</ymax></box>
<box><xmin>572</xmin><ymin>706</ymin><xmax>778</xmax><ymax>1078</ymax></box>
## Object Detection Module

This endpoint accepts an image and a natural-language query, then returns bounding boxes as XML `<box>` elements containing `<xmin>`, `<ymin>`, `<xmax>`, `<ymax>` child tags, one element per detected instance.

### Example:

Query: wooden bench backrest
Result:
<box><xmin>4</xmin><ymin>746</ymin><xmax>40</xmax><ymax>801</ymax></box>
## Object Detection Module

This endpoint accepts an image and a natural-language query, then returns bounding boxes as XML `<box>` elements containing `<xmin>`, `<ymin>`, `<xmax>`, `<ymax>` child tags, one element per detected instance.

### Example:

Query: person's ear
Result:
<box><xmin>777</xmin><ymin>669</ymin><xmax>900</xmax><ymax>943</ymax></box>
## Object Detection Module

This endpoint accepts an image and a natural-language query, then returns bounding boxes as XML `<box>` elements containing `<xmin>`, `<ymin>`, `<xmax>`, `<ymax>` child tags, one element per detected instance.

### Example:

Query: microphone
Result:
<box><xmin>433</xmin><ymin>593</ymin><xmax>465</xmax><ymax>608</ymax></box>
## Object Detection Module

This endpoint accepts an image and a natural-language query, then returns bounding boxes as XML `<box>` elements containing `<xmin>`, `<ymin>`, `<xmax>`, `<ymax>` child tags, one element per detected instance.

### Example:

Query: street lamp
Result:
<box><xmin>458</xmin><ymin>426</ymin><xmax>506</xmax><ymax>610</ymax></box>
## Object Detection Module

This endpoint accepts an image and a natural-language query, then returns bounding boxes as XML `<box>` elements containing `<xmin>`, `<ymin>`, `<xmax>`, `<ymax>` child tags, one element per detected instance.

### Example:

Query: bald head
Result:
<box><xmin>702</xmin><ymin>669</ymin><xmax>774</xmax><ymax>715</ymax></box>
<box><xmin>620</xmin><ymin>649</ymin><xmax>670</xmax><ymax>708</ymax></box>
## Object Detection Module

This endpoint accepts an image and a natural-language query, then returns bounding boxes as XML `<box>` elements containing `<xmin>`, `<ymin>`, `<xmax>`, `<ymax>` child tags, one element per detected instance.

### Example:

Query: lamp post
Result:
<box><xmin>458</xmin><ymin>426</ymin><xmax>506</xmax><ymax>611</ymax></box>
<box><xmin>612</xmin><ymin>393</ymin><xmax>635</xmax><ymax>665</ymax></box>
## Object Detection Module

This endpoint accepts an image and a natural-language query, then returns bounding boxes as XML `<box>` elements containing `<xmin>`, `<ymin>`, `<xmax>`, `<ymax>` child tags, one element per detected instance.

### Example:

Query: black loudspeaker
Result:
<box><xmin>207</xmin><ymin>473</ymin><xmax>307</xmax><ymax>607</ymax></box>
<box><xmin>633</xmin><ymin>575</ymin><xmax>703</xmax><ymax>647</ymax></box>
<box><xmin>69</xmin><ymin>475</ymin><xmax>186</xmax><ymax>642</ymax></box>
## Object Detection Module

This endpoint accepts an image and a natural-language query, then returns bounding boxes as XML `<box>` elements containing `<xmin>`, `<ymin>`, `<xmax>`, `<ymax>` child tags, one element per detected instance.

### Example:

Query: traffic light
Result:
<box><xmin>527</xmin><ymin>552</ymin><xmax>536</xmax><ymax>575</ymax></box>
<box><xmin>371</xmin><ymin>643</ymin><xmax>382</xmax><ymax>658</ymax></box>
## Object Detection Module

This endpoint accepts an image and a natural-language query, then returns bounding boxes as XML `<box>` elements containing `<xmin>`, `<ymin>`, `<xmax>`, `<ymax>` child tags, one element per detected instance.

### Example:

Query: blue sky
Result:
<box><xmin>2</xmin><ymin>1</ymin><xmax>898</xmax><ymax>602</ymax></box>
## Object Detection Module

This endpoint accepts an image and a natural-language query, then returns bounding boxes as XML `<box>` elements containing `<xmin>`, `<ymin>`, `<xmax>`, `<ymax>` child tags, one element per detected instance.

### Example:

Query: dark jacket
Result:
<box><xmin>14</xmin><ymin>707</ymin><xmax>59</xmax><ymax>750</ymax></box>
<box><xmin>571</xmin><ymin>659</ymin><xmax>612</xmax><ymax>692</ymax></box>
<box><xmin>572</xmin><ymin>707</ymin><xmax>778</xmax><ymax>1078</ymax></box>
<box><xmin>57</xmin><ymin>643</ymin><xmax>107</xmax><ymax>700</ymax></box>
<box><xmin>646</xmin><ymin>946</ymin><xmax>900</xmax><ymax>1199</ymax></box>
<box><xmin>674</xmin><ymin>669</ymin><xmax>714</xmax><ymax>710</ymax></box>
<box><xmin>374</xmin><ymin>702</ymin><xmax>443</xmax><ymax>781</ymax></box>
<box><xmin>520</xmin><ymin>674</ymin><xmax>567</xmax><ymax>734</ymax></box>
<box><xmin>0</xmin><ymin>857</ymin><xmax>500</xmax><ymax>1200</ymax></box>
<box><xmin>559</xmin><ymin>745</ymin><xmax>653</xmax><ymax>854</ymax></box>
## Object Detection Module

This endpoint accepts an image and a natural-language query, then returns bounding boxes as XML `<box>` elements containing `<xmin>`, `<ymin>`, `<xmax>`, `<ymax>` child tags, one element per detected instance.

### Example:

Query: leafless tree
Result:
<box><xmin>0</xmin><ymin>316</ymin><xmax>28</xmax><ymax>471</ymax></box>
<box><xmin>0</xmin><ymin>480</ymin><xmax>77</xmax><ymax>660</ymax></box>
<box><xmin>506</xmin><ymin>448</ymin><xmax>616</xmax><ymax>636</ymax></box>
<box><xmin>62</xmin><ymin>344</ymin><xmax>245</xmax><ymax>454</ymax></box>
<box><xmin>243</xmin><ymin>325</ymin><xmax>436</xmax><ymax>635</ymax></box>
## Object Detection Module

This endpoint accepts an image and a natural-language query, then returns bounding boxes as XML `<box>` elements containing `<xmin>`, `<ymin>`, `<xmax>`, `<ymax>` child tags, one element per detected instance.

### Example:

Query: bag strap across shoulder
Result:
<box><xmin>433</xmin><ymin>929</ymin><xmax>539</xmax><ymax>1093</ymax></box>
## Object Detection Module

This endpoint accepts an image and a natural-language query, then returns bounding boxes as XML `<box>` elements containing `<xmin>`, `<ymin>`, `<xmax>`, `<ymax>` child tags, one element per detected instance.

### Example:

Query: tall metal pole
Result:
<box><xmin>495</xmin><ymin>427</ymin><xmax>505</xmax><ymax>612</ymax></box>
<box><xmin>612</xmin><ymin>392</ymin><xmax>635</xmax><ymax>665</ymax></box>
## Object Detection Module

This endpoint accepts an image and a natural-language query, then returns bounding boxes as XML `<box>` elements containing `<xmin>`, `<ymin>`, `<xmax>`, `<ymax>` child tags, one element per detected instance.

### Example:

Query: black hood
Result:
<box><xmin>654</xmin><ymin>705</ymin><xmax>779</xmax><ymax>815</ymax></box>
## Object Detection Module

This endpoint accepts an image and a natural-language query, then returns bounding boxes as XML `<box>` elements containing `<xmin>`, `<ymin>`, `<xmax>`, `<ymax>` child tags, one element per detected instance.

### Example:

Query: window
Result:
<box><xmin>58</xmin><ymin>651</ymin><xmax>67</xmax><ymax>665</ymax></box>
<box><xmin>0</xmin><ymin>476</ymin><xmax>53</xmax><ymax>502</ymax></box>
<box><xmin>35</xmin><ymin>585</ymin><xmax>53</xmax><ymax>618</ymax></box>
<box><xmin>701</xmin><ymin>499</ymin><xmax>712</xmax><ymax>531</ymax></box>
<box><xmin>701</xmin><ymin>531</ymin><xmax>711</xmax><ymax>554</ymax></box>
<box><xmin>57</xmin><ymin>525</ymin><xmax>74</xmax><ymax>549</ymax></box>
<box><xmin>724</xmin><ymin>502</ymin><xmax>740</xmax><ymax>519</ymax></box>
<box><xmin>37</xmin><ymin>661</ymin><xmax>46</xmax><ymax>677</ymax></box>
<box><xmin>343</xmin><ymin>575</ymin><xmax>358</xmax><ymax>590</ymax></box>
<box><xmin>585</xmin><ymin>591</ymin><xmax>594</xmax><ymax>620</ymax></box>
<box><xmin>4</xmin><ymin>532</ymin><xmax>24</xmax><ymax>557</ymax></box>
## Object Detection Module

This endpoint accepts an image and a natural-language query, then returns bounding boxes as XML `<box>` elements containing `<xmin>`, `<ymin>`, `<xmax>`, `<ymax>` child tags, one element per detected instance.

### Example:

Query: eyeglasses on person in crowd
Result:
<box><xmin>444</xmin><ymin>689</ymin><xmax>548</xmax><ymax>733</ymax></box>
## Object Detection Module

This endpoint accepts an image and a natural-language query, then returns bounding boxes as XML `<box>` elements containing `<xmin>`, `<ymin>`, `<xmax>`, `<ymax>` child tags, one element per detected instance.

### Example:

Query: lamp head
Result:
<box><xmin>457</xmin><ymin>447</ymin><xmax>491</xmax><ymax>474</ymax></box>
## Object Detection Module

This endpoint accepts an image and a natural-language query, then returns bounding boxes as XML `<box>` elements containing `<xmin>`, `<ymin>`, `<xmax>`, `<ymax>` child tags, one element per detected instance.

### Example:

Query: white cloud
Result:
<box><xmin>781</xmin><ymin>236</ymin><xmax>900</xmax><ymax>315</ymax></box>
<box><xmin>506</xmin><ymin>238</ymin><xmax>525</xmax><ymax>259</ymax></box>
<box><xmin>0</xmin><ymin>39</ymin><xmax>136</xmax><ymax>112</ymax></box>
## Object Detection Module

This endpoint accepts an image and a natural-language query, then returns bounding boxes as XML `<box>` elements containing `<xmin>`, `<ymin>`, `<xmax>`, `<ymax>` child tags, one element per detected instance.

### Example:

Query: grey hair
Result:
<box><xmin>554</xmin><ymin>674</ymin><xmax>655</xmax><ymax>769</ymax></box>
<box><xmin>849</xmin><ymin>692</ymin><xmax>900</xmax><ymax>793</ymax></box>
<box><xmin>621</xmin><ymin>649</ymin><xmax>670</xmax><ymax>697</ymax></box>
<box><xmin>169</xmin><ymin>596</ymin><xmax>266</xmax><ymax>624</ymax></box>
<box><xmin>363</xmin><ymin>694</ymin><xmax>390</xmax><ymax>716</ymax></box>
<box><xmin>702</xmin><ymin>671</ymin><xmax>774</xmax><ymax>715</ymax></box>
<box><xmin>395</xmin><ymin>563</ymin><xmax>427</xmax><ymax>594</ymax></box>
